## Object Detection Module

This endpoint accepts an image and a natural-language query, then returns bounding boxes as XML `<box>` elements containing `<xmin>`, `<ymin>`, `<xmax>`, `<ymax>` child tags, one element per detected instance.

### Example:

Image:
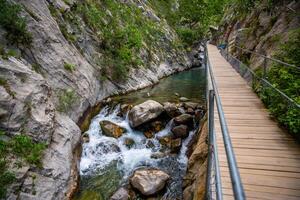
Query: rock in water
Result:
<box><xmin>163</xmin><ymin>102</ymin><xmax>181</xmax><ymax>117</ymax></box>
<box><xmin>171</xmin><ymin>138</ymin><xmax>182</xmax><ymax>153</ymax></box>
<box><xmin>128</xmin><ymin>100</ymin><xmax>164</xmax><ymax>128</ymax></box>
<box><xmin>110</xmin><ymin>187</ymin><xmax>129</xmax><ymax>200</ymax></box>
<box><xmin>179</xmin><ymin>97</ymin><xmax>189</xmax><ymax>102</ymax></box>
<box><xmin>100</xmin><ymin>120</ymin><xmax>126</xmax><ymax>138</ymax></box>
<box><xmin>174</xmin><ymin>114</ymin><xmax>193</xmax><ymax>126</ymax></box>
<box><xmin>130</xmin><ymin>169</ymin><xmax>170</xmax><ymax>196</ymax></box>
<box><xmin>124</xmin><ymin>137</ymin><xmax>135</xmax><ymax>149</ymax></box>
<box><xmin>172</xmin><ymin>125</ymin><xmax>189</xmax><ymax>139</ymax></box>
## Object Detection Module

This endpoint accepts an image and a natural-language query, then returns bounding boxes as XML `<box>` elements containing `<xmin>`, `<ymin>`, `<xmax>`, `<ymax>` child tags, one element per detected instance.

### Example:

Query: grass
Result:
<box><xmin>57</xmin><ymin>89</ymin><xmax>77</xmax><ymax>113</ymax></box>
<box><xmin>0</xmin><ymin>130</ymin><xmax>46</xmax><ymax>198</ymax></box>
<box><xmin>64</xmin><ymin>62</ymin><xmax>76</xmax><ymax>72</ymax></box>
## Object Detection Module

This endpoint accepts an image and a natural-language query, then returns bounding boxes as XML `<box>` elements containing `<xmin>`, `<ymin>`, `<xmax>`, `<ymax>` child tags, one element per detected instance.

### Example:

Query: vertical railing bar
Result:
<box><xmin>206</xmin><ymin>90</ymin><xmax>215</xmax><ymax>200</ymax></box>
<box><xmin>213</xmin><ymin>128</ymin><xmax>223</xmax><ymax>200</ymax></box>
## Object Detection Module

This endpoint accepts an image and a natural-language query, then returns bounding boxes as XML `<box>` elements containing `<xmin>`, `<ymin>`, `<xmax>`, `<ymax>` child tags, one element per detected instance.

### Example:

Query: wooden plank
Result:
<box><xmin>207</xmin><ymin>44</ymin><xmax>300</xmax><ymax>199</ymax></box>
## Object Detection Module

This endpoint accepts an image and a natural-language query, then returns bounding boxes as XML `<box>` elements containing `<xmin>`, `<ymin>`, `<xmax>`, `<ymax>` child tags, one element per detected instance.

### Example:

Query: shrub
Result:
<box><xmin>64</xmin><ymin>62</ymin><xmax>76</xmax><ymax>72</ymax></box>
<box><xmin>253</xmin><ymin>29</ymin><xmax>300</xmax><ymax>136</ymax></box>
<box><xmin>0</xmin><ymin>0</ymin><xmax>32</xmax><ymax>45</ymax></box>
<box><xmin>57</xmin><ymin>89</ymin><xmax>77</xmax><ymax>112</ymax></box>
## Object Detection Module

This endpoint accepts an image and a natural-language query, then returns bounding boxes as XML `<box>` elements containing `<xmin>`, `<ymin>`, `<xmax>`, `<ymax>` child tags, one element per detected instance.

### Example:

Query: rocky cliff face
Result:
<box><xmin>216</xmin><ymin>0</ymin><xmax>299</xmax><ymax>69</ymax></box>
<box><xmin>183</xmin><ymin>117</ymin><xmax>208</xmax><ymax>200</ymax></box>
<box><xmin>0</xmin><ymin>0</ymin><xmax>191</xmax><ymax>199</ymax></box>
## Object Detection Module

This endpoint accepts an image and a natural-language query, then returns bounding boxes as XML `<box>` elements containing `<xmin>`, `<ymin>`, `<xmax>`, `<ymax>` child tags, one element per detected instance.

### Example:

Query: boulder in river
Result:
<box><xmin>144</xmin><ymin>130</ymin><xmax>154</xmax><ymax>138</ymax></box>
<box><xmin>171</xmin><ymin>138</ymin><xmax>182</xmax><ymax>153</ymax></box>
<box><xmin>184</xmin><ymin>102</ymin><xmax>199</xmax><ymax>110</ymax></box>
<box><xmin>100</xmin><ymin>120</ymin><xmax>126</xmax><ymax>138</ymax></box>
<box><xmin>130</xmin><ymin>169</ymin><xmax>170</xmax><ymax>196</ymax></box>
<box><xmin>158</xmin><ymin>135</ymin><xmax>172</xmax><ymax>147</ymax></box>
<box><xmin>174</xmin><ymin>114</ymin><xmax>194</xmax><ymax>127</ymax></box>
<box><xmin>110</xmin><ymin>187</ymin><xmax>129</xmax><ymax>200</ymax></box>
<box><xmin>128</xmin><ymin>100</ymin><xmax>164</xmax><ymax>128</ymax></box>
<box><xmin>179</xmin><ymin>97</ymin><xmax>189</xmax><ymax>102</ymax></box>
<box><xmin>163</xmin><ymin>102</ymin><xmax>181</xmax><ymax>118</ymax></box>
<box><xmin>172</xmin><ymin>125</ymin><xmax>189</xmax><ymax>139</ymax></box>
<box><xmin>124</xmin><ymin>137</ymin><xmax>135</xmax><ymax>149</ymax></box>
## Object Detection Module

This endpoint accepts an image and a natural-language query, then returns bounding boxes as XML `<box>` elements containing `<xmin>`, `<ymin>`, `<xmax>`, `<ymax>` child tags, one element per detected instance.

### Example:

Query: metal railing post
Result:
<box><xmin>206</xmin><ymin>89</ymin><xmax>215</xmax><ymax>200</ymax></box>
<box><xmin>263</xmin><ymin>55</ymin><xmax>267</xmax><ymax>79</ymax></box>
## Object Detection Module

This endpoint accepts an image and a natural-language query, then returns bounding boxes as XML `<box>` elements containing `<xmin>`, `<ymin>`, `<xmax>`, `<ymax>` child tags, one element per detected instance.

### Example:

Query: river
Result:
<box><xmin>74</xmin><ymin>67</ymin><xmax>206</xmax><ymax>200</ymax></box>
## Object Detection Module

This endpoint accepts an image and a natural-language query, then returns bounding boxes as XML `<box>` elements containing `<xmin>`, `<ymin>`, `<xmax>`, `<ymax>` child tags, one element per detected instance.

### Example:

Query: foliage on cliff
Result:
<box><xmin>255</xmin><ymin>29</ymin><xmax>300</xmax><ymax>135</ymax></box>
<box><xmin>148</xmin><ymin>0</ymin><xmax>228</xmax><ymax>46</ymax></box>
<box><xmin>0</xmin><ymin>0</ymin><xmax>32</xmax><ymax>45</ymax></box>
<box><xmin>0</xmin><ymin>131</ymin><xmax>46</xmax><ymax>198</ymax></box>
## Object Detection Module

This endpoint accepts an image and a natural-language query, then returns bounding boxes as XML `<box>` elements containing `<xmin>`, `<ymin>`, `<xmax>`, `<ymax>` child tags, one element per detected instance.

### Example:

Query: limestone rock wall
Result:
<box><xmin>216</xmin><ymin>0</ymin><xmax>299</xmax><ymax>70</ymax></box>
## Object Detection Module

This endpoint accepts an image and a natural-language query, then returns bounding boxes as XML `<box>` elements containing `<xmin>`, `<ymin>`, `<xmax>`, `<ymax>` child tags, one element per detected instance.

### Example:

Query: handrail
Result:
<box><xmin>232</xmin><ymin>45</ymin><xmax>300</xmax><ymax>70</ymax></box>
<box><xmin>222</xmin><ymin>49</ymin><xmax>300</xmax><ymax>109</ymax></box>
<box><xmin>205</xmin><ymin>43</ymin><xmax>245</xmax><ymax>200</ymax></box>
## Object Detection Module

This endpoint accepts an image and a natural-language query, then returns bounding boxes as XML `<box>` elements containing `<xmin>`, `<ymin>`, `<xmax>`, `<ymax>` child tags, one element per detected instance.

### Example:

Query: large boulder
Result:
<box><xmin>130</xmin><ymin>169</ymin><xmax>170</xmax><ymax>196</ymax></box>
<box><xmin>100</xmin><ymin>120</ymin><xmax>126</xmax><ymax>138</ymax></box>
<box><xmin>128</xmin><ymin>100</ymin><xmax>164</xmax><ymax>128</ymax></box>
<box><xmin>172</xmin><ymin>125</ymin><xmax>189</xmax><ymax>139</ymax></box>
<box><xmin>174</xmin><ymin>114</ymin><xmax>193</xmax><ymax>127</ymax></box>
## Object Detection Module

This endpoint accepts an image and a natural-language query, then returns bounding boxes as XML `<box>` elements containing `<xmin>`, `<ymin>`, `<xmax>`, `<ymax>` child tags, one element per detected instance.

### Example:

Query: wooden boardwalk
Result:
<box><xmin>207</xmin><ymin>44</ymin><xmax>300</xmax><ymax>200</ymax></box>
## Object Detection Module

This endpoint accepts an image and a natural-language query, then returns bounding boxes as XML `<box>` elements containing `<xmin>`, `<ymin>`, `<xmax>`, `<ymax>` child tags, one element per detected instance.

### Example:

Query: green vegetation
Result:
<box><xmin>75</xmin><ymin>0</ymin><xmax>162</xmax><ymax>80</ymax></box>
<box><xmin>148</xmin><ymin>0</ymin><xmax>228</xmax><ymax>47</ymax></box>
<box><xmin>64</xmin><ymin>62</ymin><xmax>76</xmax><ymax>72</ymax></box>
<box><xmin>253</xmin><ymin>29</ymin><xmax>300</xmax><ymax>136</ymax></box>
<box><xmin>0</xmin><ymin>0</ymin><xmax>32</xmax><ymax>45</ymax></box>
<box><xmin>0</xmin><ymin>131</ymin><xmax>46</xmax><ymax>198</ymax></box>
<box><xmin>57</xmin><ymin>89</ymin><xmax>77</xmax><ymax>113</ymax></box>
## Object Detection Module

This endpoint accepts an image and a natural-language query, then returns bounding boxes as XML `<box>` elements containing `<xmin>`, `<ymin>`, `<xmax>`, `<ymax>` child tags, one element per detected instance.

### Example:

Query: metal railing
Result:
<box><xmin>204</xmin><ymin>43</ymin><xmax>246</xmax><ymax>200</ymax></box>
<box><xmin>221</xmin><ymin>45</ymin><xmax>300</xmax><ymax>110</ymax></box>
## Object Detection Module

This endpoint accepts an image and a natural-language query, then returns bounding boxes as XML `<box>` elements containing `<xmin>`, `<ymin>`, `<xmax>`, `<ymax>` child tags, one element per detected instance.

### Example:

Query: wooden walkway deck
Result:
<box><xmin>207</xmin><ymin>44</ymin><xmax>300</xmax><ymax>200</ymax></box>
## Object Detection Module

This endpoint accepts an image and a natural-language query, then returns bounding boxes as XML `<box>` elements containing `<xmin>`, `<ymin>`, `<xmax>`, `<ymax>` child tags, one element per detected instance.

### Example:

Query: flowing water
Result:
<box><xmin>75</xmin><ymin>67</ymin><xmax>206</xmax><ymax>200</ymax></box>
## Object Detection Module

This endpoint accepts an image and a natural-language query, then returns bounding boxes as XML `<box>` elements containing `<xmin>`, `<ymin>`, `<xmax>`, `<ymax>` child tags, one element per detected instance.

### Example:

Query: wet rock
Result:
<box><xmin>144</xmin><ymin>131</ymin><xmax>154</xmax><ymax>139</ymax></box>
<box><xmin>124</xmin><ymin>138</ymin><xmax>135</xmax><ymax>149</ymax></box>
<box><xmin>100</xmin><ymin>120</ymin><xmax>126</xmax><ymax>138</ymax></box>
<box><xmin>184</xmin><ymin>102</ymin><xmax>199</xmax><ymax>110</ymax></box>
<box><xmin>174</xmin><ymin>114</ymin><xmax>193</xmax><ymax>126</ymax></box>
<box><xmin>120</xmin><ymin>104</ymin><xmax>132</xmax><ymax>117</ymax></box>
<box><xmin>96</xmin><ymin>141</ymin><xmax>121</xmax><ymax>154</ymax></box>
<box><xmin>179</xmin><ymin>97</ymin><xmax>189</xmax><ymax>102</ymax></box>
<box><xmin>195</xmin><ymin>109</ymin><xmax>203</xmax><ymax>122</ymax></box>
<box><xmin>158</xmin><ymin>135</ymin><xmax>172</xmax><ymax>147</ymax></box>
<box><xmin>146</xmin><ymin>140</ymin><xmax>155</xmax><ymax>148</ymax></box>
<box><xmin>150</xmin><ymin>152</ymin><xmax>169</xmax><ymax>159</ymax></box>
<box><xmin>171</xmin><ymin>138</ymin><xmax>182</xmax><ymax>153</ymax></box>
<box><xmin>186</xmin><ymin>107</ymin><xmax>194</xmax><ymax>115</ymax></box>
<box><xmin>150</xmin><ymin>121</ymin><xmax>163</xmax><ymax>132</ymax></box>
<box><xmin>130</xmin><ymin>169</ymin><xmax>170</xmax><ymax>196</ymax></box>
<box><xmin>82</xmin><ymin>132</ymin><xmax>90</xmax><ymax>143</ymax></box>
<box><xmin>110</xmin><ymin>187</ymin><xmax>129</xmax><ymax>200</ymax></box>
<box><xmin>128</xmin><ymin>100</ymin><xmax>164</xmax><ymax>128</ymax></box>
<box><xmin>163</xmin><ymin>102</ymin><xmax>181</xmax><ymax>118</ymax></box>
<box><xmin>172</xmin><ymin>125</ymin><xmax>189</xmax><ymax>139</ymax></box>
